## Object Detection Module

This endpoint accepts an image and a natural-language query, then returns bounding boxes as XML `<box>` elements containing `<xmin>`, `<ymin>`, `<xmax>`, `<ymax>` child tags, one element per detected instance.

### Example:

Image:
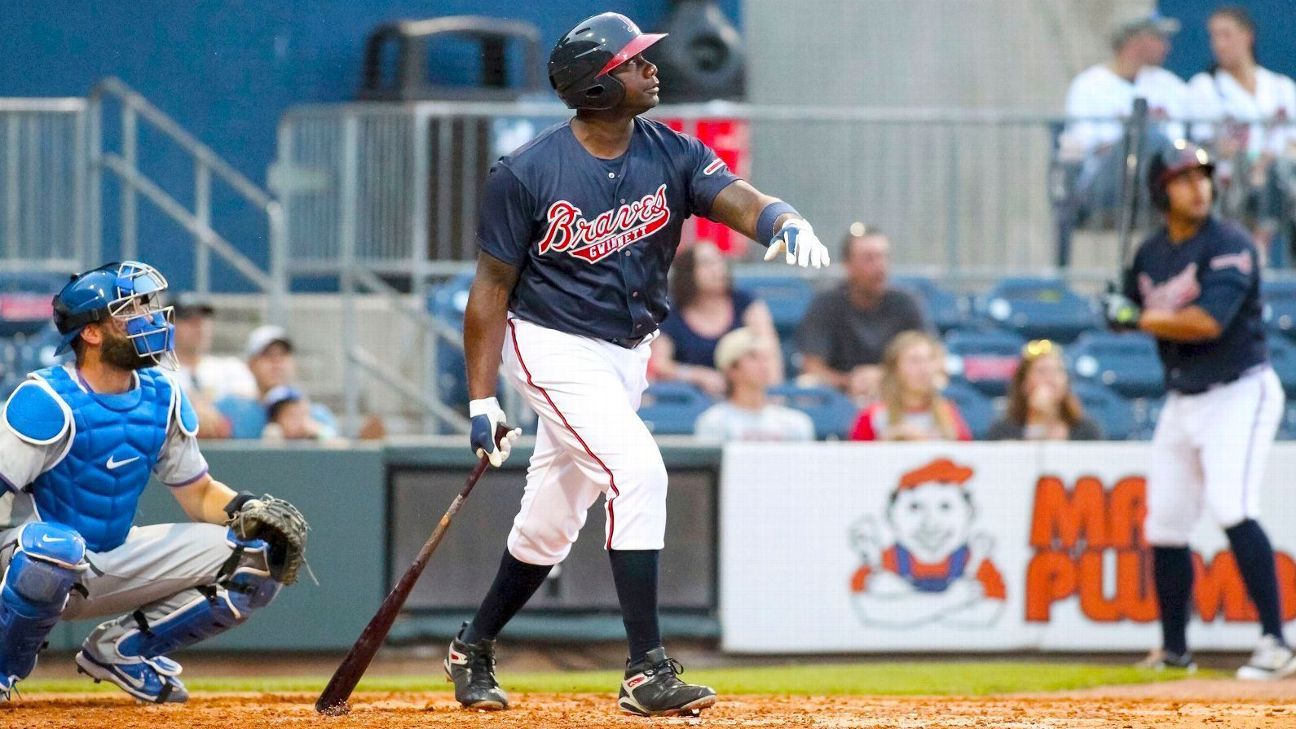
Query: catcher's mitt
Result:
<box><xmin>229</xmin><ymin>494</ymin><xmax>309</xmax><ymax>585</ymax></box>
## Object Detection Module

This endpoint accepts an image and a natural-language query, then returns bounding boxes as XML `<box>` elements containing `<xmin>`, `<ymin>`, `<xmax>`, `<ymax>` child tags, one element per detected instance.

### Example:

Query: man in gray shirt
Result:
<box><xmin>796</xmin><ymin>226</ymin><xmax>927</xmax><ymax>403</ymax></box>
<box><xmin>695</xmin><ymin>327</ymin><xmax>815</xmax><ymax>442</ymax></box>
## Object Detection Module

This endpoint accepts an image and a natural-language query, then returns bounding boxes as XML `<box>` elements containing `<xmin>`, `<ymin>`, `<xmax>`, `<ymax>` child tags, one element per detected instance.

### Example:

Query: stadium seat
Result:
<box><xmin>892</xmin><ymin>275</ymin><xmax>970</xmax><ymax>333</ymax></box>
<box><xmin>1130</xmin><ymin>397</ymin><xmax>1164</xmax><ymax>441</ymax></box>
<box><xmin>1267</xmin><ymin>334</ymin><xmax>1296</xmax><ymax>398</ymax></box>
<box><xmin>768</xmin><ymin>383</ymin><xmax>857</xmax><ymax>440</ymax></box>
<box><xmin>1071</xmin><ymin>381</ymin><xmax>1135</xmax><ymax>441</ymax></box>
<box><xmin>637</xmin><ymin>382</ymin><xmax>713</xmax><ymax>435</ymax></box>
<box><xmin>1068</xmin><ymin>331</ymin><xmax>1165</xmax><ymax>399</ymax></box>
<box><xmin>941</xmin><ymin>379</ymin><xmax>996</xmax><ymax>440</ymax></box>
<box><xmin>1261</xmin><ymin>278</ymin><xmax>1296</xmax><ymax>341</ymax></box>
<box><xmin>1279</xmin><ymin>401</ymin><xmax>1296</xmax><ymax>441</ymax></box>
<box><xmin>732</xmin><ymin>273</ymin><xmax>814</xmax><ymax>339</ymax></box>
<box><xmin>974</xmin><ymin>276</ymin><xmax>1100</xmax><ymax>343</ymax></box>
<box><xmin>427</xmin><ymin>273</ymin><xmax>476</xmax><ymax>411</ymax></box>
<box><xmin>942</xmin><ymin>327</ymin><xmax>1026</xmax><ymax>397</ymax></box>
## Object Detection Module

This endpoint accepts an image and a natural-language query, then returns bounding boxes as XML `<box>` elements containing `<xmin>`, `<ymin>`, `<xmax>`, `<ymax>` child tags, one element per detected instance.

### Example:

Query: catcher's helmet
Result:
<box><xmin>52</xmin><ymin>260</ymin><xmax>175</xmax><ymax>366</ymax></box>
<box><xmin>548</xmin><ymin>13</ymin><xmax>667</xmax><ymax>110</ymax></box>
<box><xmin>1147</xmin><ymin>140</ymin><xmax>1216</xmax><ymax>210</ymax></box>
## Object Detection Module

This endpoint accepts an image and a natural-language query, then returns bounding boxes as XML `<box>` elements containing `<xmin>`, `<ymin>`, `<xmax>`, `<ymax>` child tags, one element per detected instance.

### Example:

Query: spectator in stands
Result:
<box><xmin>1186</xmin><ymin>6</ymin><xmax>1296</xmax><ymax>265</ymax></box>
<box><xmin>987</xmin><ymin>340</ymin><xmax>1102</xmax><ymax>441</ymax></box>
<box><xmin>797</xmin><ymin>224</ymin><xmax>927</xmax><ymax>405</ymax></box>
<box><xmin>261</xmin><ymin>385</ymin><xmax>339</xmax><ymax>442</ymax></box>
<box><xmin>694</xmin><ymin>327</ymin><xmax>815</xmax><ymax>442</ymax></box>
<box><xmin>651</xmin><ymin>241</ymin><xmax>782</xmax><ymax>397</ymax></box>
<box><xmin>170</xmin><ymin>293</ymin><xmax>257</xmax><ymax>439</ymax></box>
<box><xmin>243</xmin><ymin>325</ymin><xmax>339</xmax><ymax>437</ymax></box>
<box><xmin>850</xmin><ymin>331</ymin><xmax>970</xmax><ymax>442</ymax></box>
<box><xmin>1060</xmin><ymin>11</ymin><xmax>1187</xmax><ymax>222</ymax></box>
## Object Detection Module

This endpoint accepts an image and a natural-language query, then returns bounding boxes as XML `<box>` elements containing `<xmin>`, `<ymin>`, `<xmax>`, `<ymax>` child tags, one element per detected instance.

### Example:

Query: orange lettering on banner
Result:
<box><xmin>1194</xmin><ymin>552</ymin><xmax>1258</xmax><ymax>622</ymax></box>
<box><xmin>1106</xmin><ymin>477</ymin><xmax>1146</xmax><ymax>549</ymax></box>
<box><xmin>1117</xmin><ymin>550</ymin><xmax>1159</xmax><ymax>622</ymax></box>
<box><xmin>1078</xmin><ymin>551</ymin><xmax>1121</xmax><ymax>621</ymax></box>
<box><xmin>1029</xmin><ymin>476</ymin><xmax>1107</xmax><ymax>550</ymax></box>
<box><xmin>1024</xmin><ymin>551</ymin><xmax>1076</xmax><ymax>621</ymax></box>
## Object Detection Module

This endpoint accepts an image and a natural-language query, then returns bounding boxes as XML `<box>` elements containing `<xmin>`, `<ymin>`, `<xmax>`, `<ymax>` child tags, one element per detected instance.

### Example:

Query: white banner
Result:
<box><xmin>719</xmin><ymin>442</ymin><xmax>1296</xmax><ymax>653</ymax></box>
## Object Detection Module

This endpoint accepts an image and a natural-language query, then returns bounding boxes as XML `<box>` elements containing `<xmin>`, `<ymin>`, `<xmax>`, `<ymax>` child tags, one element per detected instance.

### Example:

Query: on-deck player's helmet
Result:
<box><xmin>1147</xmin><ymin>139</ymin><xmax>1216</xmax><ymax>210</ymax></box>
<box><xmin>52</xmin><ymin>260</ymin><xmax>176</xmax><ymax>367</ymax></box>
<box><xmin>548</xmin><ymin>12</ymin><xmax>667</xmax><ymax>111</ymax></box>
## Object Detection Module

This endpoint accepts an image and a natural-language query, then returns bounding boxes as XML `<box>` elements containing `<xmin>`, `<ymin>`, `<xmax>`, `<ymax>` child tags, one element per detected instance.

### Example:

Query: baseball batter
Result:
<box><xmin>1104</xmin><ymin>141</ymin><xmax>1294</xmax><ymax>679</ymax></box>
<box><xmin>0</xmin><ymin>261</ymin><xmax>308</xmax><ymax>702</ymax></box>
<box><xmin>446</xmin><ymin>12</ymin><xmax>829</xmax><ymax>717</ymax></box>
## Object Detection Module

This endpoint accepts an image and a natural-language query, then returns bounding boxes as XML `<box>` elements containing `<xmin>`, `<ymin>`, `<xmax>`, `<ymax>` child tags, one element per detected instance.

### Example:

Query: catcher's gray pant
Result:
<box><xmin>0</xmin><ymin>522</ymin><xmax>235</xmax><ymax>661</ymax></box>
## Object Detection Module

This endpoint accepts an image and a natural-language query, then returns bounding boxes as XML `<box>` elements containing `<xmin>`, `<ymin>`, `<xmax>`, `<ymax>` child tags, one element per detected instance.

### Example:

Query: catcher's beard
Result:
<box><xmin>100</xmin><ymin>326</ymin><xmax>153</xmax><ymax>370</ymax></box>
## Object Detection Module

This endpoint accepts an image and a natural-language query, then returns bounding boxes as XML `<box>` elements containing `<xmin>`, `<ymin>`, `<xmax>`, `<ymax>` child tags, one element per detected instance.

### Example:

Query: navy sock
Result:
<box><xmin>463</xmin><ymin>550</ymin><xmax>553</xmax><ymax>644</ymax></box>
<box><xmin>1152</xmin><ymin>546</ymin><xmax>1193</xmax><ymax>656</ymax></box>
<box><xmin>1225</xmin><ymin>519</ymin><xmax>1286</xmax><ymax>643</ymax></box>
<box><xmin>609</xmin><ymin>549</ymin><xmax>662</xmax><ymax>664</ymax></box>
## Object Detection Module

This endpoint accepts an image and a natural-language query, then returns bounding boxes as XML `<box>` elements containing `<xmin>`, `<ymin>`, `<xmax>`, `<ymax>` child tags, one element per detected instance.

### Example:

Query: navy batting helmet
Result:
<box><xmin>1147</xmin><ymin>140</ymin><xmax>1216</xmax><ymax>210</ymax></box>
<box><xmin>548</xmin><ymin>13</ymin><xmax>667</xmax><ymax>110</ymax></box>
<box><xmin>52</xmin><ymin>260</ymin><xmax>176</xmax><ymax>366</ymax></box>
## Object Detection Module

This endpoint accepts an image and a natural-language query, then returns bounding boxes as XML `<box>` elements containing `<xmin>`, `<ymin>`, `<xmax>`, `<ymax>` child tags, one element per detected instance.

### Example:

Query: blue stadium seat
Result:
<box><xmin>768</xmin><ymin>383</ymin><xmax>857</xmax><ymax>440</ymax></box>
<box><xmin>1267</xmin><ymin>334</ymin><xmax>1296</xmax><ymax>398</ymax></box>
<box><xmin>637</xmin><ymin>382</ymin><xmax>713</xmax><ymax>435</ymax></box>
<box><xmin>975</xmin><ymin>276</ymin><xmax>1100</xmax><ymax>343</ymax></box>
<box><xmin>14</xmin><ymin>324</ymin><xmax>63</xmax><ymax>372</ymax></box>
<box><xmin>1279</xmin><ymin>401</ymin><xmax>1296</xmax><ymax>441</ymax></box>
<box><xmin>941</xmin><ymin>379</ymin><xmax>996</xmax><ymax>440</ymax></box>
<box><xmin>1068</xmin><ymin>331</ymin><xmax>1165</xmax><ymax>399</ymax></box>
<box><xmin>892</xmin><ymin>275</ymin><xmax>970</xmax><ymax>333</ymax></box>
<box><xmin>1071</xmin><ymin>381</ymin><xmax>1135</xmax><ymax>441</ymax></box>
<box><xmin>943</xmin><ymin>327</ymin><xmax>1026</xmax><ymax>397</ymax></box>
<box><xmin>1130</xmin><ymin>396</ymin><xmax>1165</xmax><ymax>441</ymax></box>
<box><xmin>427</xmin><ymin>273</ymin><xmax>477</xmax><ymax>411</ymax></box>
<box><xmin>1261</xmin><ymin>278</ymin><xmax>1296</xmax><ymax>341</ymax></box>
<box><xmin>731</xmin><ymin>273</ymin><xmax>814</xmax><ymax>339</ymax></box>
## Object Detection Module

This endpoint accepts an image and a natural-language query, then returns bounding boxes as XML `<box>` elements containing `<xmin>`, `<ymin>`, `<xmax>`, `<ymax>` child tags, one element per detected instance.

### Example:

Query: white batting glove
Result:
<box><xmin>764</xmin><ymin>218</ymin><xmax>830</xmax><ymax>269</ymax></box>
<box><xmin>468</xmin><ymin>397</ymin><xmax>522</xmax><ymax>467</ymax></box>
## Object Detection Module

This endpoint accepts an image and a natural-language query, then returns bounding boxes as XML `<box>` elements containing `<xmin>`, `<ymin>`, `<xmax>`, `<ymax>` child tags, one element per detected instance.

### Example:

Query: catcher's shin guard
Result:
<box><xmin>1</xmin><ymin>523</ymin><xmax>87</xmax><ymax>695</ymax></box>
<box><xmin>113</xmin><ymin>529</ymin><xmax>282</xmax><ymax>659</ymax></box>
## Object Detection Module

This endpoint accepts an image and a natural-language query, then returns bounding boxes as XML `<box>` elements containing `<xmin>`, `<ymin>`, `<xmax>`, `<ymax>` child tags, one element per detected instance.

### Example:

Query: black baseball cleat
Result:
<box><xmin>444</xmin><ymin>623</ymin><xmax>508</xmax><ymax>710</ymax></box>
<box><xmin>1135</xmin><ymin>648</ymin><xmax>1198</xmax><ymax>673</ymax></box>
<box><xmin>618</xmin><ymin>647</ymin><xmax>717</xmax><ymax>717</ymax></box>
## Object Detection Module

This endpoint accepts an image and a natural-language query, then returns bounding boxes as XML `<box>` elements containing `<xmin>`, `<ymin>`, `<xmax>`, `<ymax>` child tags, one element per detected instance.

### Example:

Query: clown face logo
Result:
<box><xmin>849</xmin><ymin>458</ymin><xmax>1006</xmax><ymax>628</ymax></box>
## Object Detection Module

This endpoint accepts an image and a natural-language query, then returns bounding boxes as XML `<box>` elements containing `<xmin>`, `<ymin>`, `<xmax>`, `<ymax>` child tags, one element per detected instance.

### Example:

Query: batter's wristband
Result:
<box><xmin>756</xmin><ymin>201</ymin><xmax>799</xmax><ymax>246</ymax></box>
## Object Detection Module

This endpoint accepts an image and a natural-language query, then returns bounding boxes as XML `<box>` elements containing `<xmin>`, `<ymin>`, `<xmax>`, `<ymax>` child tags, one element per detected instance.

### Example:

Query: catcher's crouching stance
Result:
<box><xmin>0</xmin><ymin>261</ymin><xmax>308</xmax><ymax>702</ymax></box>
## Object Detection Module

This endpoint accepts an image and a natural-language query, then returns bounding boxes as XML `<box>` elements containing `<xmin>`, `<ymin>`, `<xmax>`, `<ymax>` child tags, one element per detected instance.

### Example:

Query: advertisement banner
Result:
<box><xmin>719</xmin><ymin>442</ymin><xmax>1296</xmax><ymax>653</ymax></box>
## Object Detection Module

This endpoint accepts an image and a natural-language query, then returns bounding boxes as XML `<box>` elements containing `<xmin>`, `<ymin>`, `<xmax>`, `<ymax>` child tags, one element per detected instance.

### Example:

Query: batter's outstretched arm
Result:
<box><xmin>708</xmin><ymin>180</ymin><xmax>796</xmax><ymax>240</ymax></box>
<box><xmin>709</xmin><ymin>181</ymin><xmax>829</xmax><ymax>268</ymax></box>
<box><xmin>464</xmin><ymin>253</ymin><xmax>521</xmax><ymax>400</ymax></box>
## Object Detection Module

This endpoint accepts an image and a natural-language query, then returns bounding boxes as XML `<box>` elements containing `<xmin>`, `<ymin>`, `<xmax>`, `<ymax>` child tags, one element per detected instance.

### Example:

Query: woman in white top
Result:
<box><xmin>1187</xmin><ymin>6</ymin><xmax>1296</xmax><ymax>261</ymax></box>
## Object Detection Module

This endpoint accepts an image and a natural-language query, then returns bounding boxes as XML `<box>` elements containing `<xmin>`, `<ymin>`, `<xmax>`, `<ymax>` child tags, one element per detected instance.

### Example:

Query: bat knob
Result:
<box><xmin>316</xmin><ymin>699</ymin><xmax>352</xmax><ymax>716</ymax></box>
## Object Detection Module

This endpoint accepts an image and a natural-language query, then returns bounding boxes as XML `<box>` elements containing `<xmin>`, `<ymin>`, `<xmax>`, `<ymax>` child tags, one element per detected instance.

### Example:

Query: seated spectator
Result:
<box><xmin>1060</xmin><ymin>12</ymin><xmax>1187</xmax><ymax>221</ymax></box>
<box><xmin>798</xmin><ymin>225</ymin><xmax>927</xmax><ymax>405</ymax></box>
<box><xmin>214</xmin><ymin>325</ymin><xmax>339</xmax><ymax>439</ymax></box>
<box><xmin>850</xmin><ymin>331</ymin><xmax>970</xmax><ymax>442</ymax></box>
<box><xmin>987</xmin><ymin>340</ymin><xmax>1102</xmax><ymax>441</ymax></box>
<box><xmin>652</xmin><ymin>241</ymin><xmax>782</xmax><ymax>397</ymax></box>
<box><xmin>170</xmin><ymin>293</ymin><xmax>257</xmax><ymax>439</ymax></box>
<box><xmin>694</xmin><ymin>328</ymin><xmax>815</xmax><ymax>442</ymax></box>
<box><xmin>262</xmin><ymin>385</ymin><xmax>340</xmax><ymax>442</ymax></box>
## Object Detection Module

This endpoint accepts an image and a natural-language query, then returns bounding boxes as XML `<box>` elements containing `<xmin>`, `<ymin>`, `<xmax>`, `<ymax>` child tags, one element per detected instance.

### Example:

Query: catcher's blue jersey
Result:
<box><xmin>477</xmin><ymin>117</ymin><xmax>741</xmax><ymax>342</ymax></box>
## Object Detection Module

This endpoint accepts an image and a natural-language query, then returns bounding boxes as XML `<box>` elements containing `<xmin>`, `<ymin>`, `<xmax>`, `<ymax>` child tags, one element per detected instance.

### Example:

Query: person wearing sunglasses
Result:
<box><xmin>987</xmin><ymin>340</ymin><xmax>1102</xmax><ymax>441</ymax></box>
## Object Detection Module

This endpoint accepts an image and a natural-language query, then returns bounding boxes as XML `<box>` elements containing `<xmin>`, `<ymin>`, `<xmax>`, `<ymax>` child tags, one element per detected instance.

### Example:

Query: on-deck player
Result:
<box><xmin>0</xmin><ymin>261</ymin><xmax>305</xmax><ymax>702</ymax></box>
<box><xmin>1103</xmin><ymin>140</ymin><xmax>1295</xmax><ymax>679</ymax></box>
<box><xmin>447</xmin><ymin>12</ymin><xmax>830</xmax><ymax>718</ymax></box>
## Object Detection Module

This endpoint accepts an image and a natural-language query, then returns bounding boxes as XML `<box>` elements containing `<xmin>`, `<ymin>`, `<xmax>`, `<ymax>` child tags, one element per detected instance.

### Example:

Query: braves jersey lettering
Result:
<box><xmin>1124</xmin><ymin>216</ymin><xmax>1266</xmax><ymax>393</ymax></box>
<box><xmin>478</xmin><ymin>118</ymin><xmax>741</xmax><ymax>341</ymax></box>
<box><xmin>538</xmin><ymin>184</ymin><xmax>671</xmax><ymax>263</ymax></box>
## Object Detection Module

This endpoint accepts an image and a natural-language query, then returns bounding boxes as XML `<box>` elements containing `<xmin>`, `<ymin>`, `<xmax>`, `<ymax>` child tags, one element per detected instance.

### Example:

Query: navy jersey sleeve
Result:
<box><xmin>684</xmin><ymin>137</ymin><xmax>741</xmax><ymax>220</ymax></box>
<box><xmin>1194</xmin><ymin>230</ymin><xmax>1256</xmax><ymax>330</ymax></box>
<box><xmin>476</xmin><ymin>163</ymin><xmax>536</xmax><ymax>268</ymax></box>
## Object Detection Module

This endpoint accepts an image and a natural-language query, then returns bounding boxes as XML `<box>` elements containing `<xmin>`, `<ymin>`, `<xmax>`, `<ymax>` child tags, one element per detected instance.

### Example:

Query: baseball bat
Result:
<box><xmin>1116</xmin><ymin>97</ymin><xmax>1150</xmax><ymax>275</ymax></box>
<box><xmin>315</xmin><ymin>426</ymin><xmax>506</xmax><ymax>716</ymax></box>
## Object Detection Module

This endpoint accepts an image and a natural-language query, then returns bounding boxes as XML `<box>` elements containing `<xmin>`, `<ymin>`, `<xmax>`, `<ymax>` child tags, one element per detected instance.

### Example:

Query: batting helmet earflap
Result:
<box><xmin>1147</xmin><ymin>140</ymin><xmax>1216</xmax><ymax>210</ymax></box>
<box><xmin>548</xmin><ymin>13</ymin><xmax>667</xmax><ymax>110</ymax></box>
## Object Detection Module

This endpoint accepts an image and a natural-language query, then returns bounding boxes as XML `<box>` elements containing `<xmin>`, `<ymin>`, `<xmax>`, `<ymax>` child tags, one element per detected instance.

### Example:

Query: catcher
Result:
<box><xmin>0</xmin><ymin>261</ymin><xmax>308</xmax><ymax>702</ymax></box>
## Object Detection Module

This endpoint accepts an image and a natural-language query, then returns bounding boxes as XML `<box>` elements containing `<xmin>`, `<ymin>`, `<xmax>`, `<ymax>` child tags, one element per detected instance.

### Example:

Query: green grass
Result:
<box><xmin>21</xmin><ymin>661</ymin><xmax>1202</xmax><ymax>697</ymax></box>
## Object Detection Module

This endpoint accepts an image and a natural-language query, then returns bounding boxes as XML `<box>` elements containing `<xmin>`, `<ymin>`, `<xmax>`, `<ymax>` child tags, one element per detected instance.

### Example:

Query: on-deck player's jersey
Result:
<box><xmin>1123</xmin><ymin>216</ymin><xmax>1267</xmax><ymax>394</ymax></box>
<box><xmin>478</xmin><ymin>117</ymin><xmax>742</xmax><ymax>342</ymax></box>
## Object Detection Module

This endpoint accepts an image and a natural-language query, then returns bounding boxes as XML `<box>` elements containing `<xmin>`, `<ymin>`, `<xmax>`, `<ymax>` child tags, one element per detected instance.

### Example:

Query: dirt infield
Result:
<box><xmin>4</xmin><ymin>684</ymin><xmax>1294</xmax><ymax>729</ymax></box>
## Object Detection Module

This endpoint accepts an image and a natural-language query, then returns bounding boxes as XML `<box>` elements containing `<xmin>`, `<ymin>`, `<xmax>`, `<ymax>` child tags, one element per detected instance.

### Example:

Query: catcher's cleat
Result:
<box><xmin>444</xmin><ymin>623</ymin><xmax>508</xmax><ymax>710</ymax></box>
<box><xmin>75</xmin><ymin>650</ymin><xmax>189</xmax><ymax>703</ymax></box>
<box><xmin>1236</xmin><ymin>635</ymin><xmax>1296</xmax><ymax>681</ymax></box>
<box><xmin>1135</xmin><ymin>649</ymin><xmax>1197</xmax><ymax>673</ymax></box>
<box><xmin>618</xmin><ymin>647</ymin><xmax>717</xmax><ymax>717</ymax></box>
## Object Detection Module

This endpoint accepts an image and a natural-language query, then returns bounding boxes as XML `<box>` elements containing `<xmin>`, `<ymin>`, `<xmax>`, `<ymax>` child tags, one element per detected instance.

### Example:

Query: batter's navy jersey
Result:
<box><xmin>1123</xmin><ymin>216</ymin><xmax>1267</xmax><ymax>394</ymax></box>
<box><xmin>478</xmin><ymin>117</ymin><xmax>742</xmax><ymax>342</ymax></box>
